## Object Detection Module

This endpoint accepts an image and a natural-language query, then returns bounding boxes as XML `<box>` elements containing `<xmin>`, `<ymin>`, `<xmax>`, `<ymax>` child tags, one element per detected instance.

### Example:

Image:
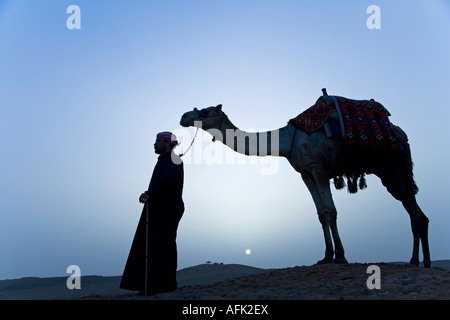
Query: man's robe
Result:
<box><xmin>120</xmin><ymin>152</ymin><xmax>184</xmax><ymax>294</ymax></box>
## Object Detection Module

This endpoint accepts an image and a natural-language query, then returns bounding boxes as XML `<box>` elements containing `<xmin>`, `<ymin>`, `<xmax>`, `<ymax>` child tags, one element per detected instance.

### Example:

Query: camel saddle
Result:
<box><xmin>289</xmin><ymin>95</ymin><xmax>406</xmax><ymax>150</ymax></box>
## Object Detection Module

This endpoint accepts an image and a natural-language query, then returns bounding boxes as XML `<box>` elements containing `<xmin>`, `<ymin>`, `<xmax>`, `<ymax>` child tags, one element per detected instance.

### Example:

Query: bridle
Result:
<box><xmin>193</xmin><ymin>107</ymin><xmax>225</xmax><ymax>142</ymax></box>
<box><xmin>194</xmin><ymin>107</ymin><xmax>204</xmax><ymax>120</ymax></box>
<box><xmin>179</xmin><ymin>107</ymin><xmax>226</xmax><ymax>157</ymax></box>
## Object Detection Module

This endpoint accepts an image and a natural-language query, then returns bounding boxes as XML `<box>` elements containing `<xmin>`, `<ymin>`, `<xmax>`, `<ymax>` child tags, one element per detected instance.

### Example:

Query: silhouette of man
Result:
<box><xmin>120</xmin><ymin>131</ymin><xmax>184</xmax><ymax>296</ymax></box>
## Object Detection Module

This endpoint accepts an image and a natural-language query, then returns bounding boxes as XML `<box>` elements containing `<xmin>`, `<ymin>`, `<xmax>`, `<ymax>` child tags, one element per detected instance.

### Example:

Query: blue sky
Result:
<box><xmin>1</xmin><ymin>0</ymin><xmax>449</xmax><ymax>279</ymax></box>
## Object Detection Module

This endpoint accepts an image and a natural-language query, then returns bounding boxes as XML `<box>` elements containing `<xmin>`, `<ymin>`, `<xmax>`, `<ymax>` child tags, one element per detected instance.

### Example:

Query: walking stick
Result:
<box><xmin>144</xmin><ymin>203</ymin><xmax>149</xmax><ymax>296</ymax></box>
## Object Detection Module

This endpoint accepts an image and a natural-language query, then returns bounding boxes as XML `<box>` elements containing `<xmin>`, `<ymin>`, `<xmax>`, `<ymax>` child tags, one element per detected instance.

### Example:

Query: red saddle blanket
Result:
<box><xmin>289</xmin><ymin>96</ymin><xmax>405</xmax><ymax>149</ymax></box>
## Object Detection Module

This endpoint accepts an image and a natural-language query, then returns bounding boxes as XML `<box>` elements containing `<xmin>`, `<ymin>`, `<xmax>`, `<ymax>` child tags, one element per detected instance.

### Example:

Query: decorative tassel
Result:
<box><xmin>359</xmin><ymin>174</ymin><xmax>367</xmax><ymax>190</ymax></box>
<box><xmin>347</xmin><ymin>175</ymin><xmax>358</xmax><ymax>194</ymax></box>
<box><xmin>334</xmin><ymin>174</ymin><xmax>368</xmax><ymax>193</ymax></box>
<box><xmin>334</xmin><ymin>176</ymin><xmax>346</xmax><ymax>190</ymax></box>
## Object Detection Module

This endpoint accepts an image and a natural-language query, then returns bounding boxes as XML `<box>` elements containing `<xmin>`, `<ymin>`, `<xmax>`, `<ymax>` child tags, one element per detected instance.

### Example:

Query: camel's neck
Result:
<box><xmin>208</xmin><ymin>115</ymin><xmax>294</xmax><ymax>158</ymax></box>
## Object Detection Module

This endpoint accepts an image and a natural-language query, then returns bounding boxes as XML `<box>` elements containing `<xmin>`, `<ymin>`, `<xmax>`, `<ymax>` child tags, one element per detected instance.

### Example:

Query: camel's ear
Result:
<box><xmin>216</xmin><ymin>104</ymin><xmax>222</xmax><ymax>112</ymax></box>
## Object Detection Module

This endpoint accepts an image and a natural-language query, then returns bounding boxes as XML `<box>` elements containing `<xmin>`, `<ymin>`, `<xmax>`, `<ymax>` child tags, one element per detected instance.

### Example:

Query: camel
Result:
<box><xmin>179</xmin><ymin>92</ymin><xmax>431</xmax><ymax>268</ymax></box>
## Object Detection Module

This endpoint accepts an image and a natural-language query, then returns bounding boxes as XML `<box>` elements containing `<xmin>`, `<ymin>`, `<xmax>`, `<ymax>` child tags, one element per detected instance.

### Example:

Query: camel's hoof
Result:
<box><xmin>317</xmin><ymin>257</ymin><xmax>333</xmax><ymax>265</ymax></box>
<box><xmin>333</xmin><ymin>257</ymin><xmax>348</xmax><ymax>264</ymax></box>
<box><xmin>409</xmin><ymin>257</ymin><xmax>419</xmax><ymax>266</ymax></box>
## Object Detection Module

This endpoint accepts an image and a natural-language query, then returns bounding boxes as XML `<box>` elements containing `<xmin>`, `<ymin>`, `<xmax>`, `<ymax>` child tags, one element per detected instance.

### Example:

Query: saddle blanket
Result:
<box><xmin>289</xmin><ymin>96</ymin><xmax>405</xmax><ymax>149</ymax></box>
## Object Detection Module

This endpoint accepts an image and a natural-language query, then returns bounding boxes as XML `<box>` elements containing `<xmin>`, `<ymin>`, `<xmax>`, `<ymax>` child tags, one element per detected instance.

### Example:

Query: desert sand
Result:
<box><xmin>1</xmin><ymin>260</ymin><xmax>449</xmax><ymax>300</ymax></box>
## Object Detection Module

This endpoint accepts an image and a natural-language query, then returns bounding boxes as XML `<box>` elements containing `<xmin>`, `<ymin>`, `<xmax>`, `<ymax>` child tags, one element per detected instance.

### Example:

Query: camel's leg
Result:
<box><xmin>402</xmin><ymin>197</ymin><xmax>430</xmax><ymax>267</ymax></box>
<box><xmin>378</xmin><ymin>174</ymin><xmax>431</xmax><ymax>268</ymax></box>
<box><xmin>302</xmin><ymin>170</ymin><xmax>348</xmax><ymax>264</ymax></box>
<box><xmin>301</xmin><ymin>172</ymin><xmax>333</xmax><ymax>263</ymax></box>
<box><xmin>418</xmin><ymin>206</ymin><xmax>431</xmax><ymax>267</ymax></box>
<box><xmin>313</xmin><ymin>171</ymin><xmax>348</xmax><ymax>264</ymax></box>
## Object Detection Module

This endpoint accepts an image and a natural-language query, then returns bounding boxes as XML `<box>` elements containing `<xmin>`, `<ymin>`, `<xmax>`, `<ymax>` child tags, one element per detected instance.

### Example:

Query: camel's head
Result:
<box><xmin>180</xmin><ymin>104</ymin><xmax>224</xmax><ymax>130</ymax></box>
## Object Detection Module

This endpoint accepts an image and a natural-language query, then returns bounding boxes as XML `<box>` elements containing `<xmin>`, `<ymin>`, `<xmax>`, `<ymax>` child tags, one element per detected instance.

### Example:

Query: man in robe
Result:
<box><xmin>120</xmin><ymin>131</ymin><xmax>184</xmax><ymax>296</ymax></box>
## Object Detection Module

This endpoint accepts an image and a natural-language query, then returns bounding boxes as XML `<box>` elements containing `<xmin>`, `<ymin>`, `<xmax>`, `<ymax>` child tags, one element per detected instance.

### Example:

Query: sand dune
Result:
<box><xmin>0</xmin><ymin>261</ymin><xmax>448</xmax><ymax>300</ymax></box>
<box><xmin>176</xmin><ymin>263</ymin><xmax>272</xmax><ymax>286</ymax></box>
<box><xmin>0</xmin><ymin>275</ymin><xmax>124</xmax><ymax>300</ymax></box>
<box><xmin>0</xmin><ymin>263</ymin><xmax>270</xmax><ymax>300</ymax></box>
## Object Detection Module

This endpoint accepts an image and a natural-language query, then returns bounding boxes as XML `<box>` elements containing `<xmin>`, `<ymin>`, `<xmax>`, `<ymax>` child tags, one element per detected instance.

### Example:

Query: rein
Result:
<box><xmin>178</xmin><ymin>127</ymin><xmax>199</xmax><ymax>157</ymax></box>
